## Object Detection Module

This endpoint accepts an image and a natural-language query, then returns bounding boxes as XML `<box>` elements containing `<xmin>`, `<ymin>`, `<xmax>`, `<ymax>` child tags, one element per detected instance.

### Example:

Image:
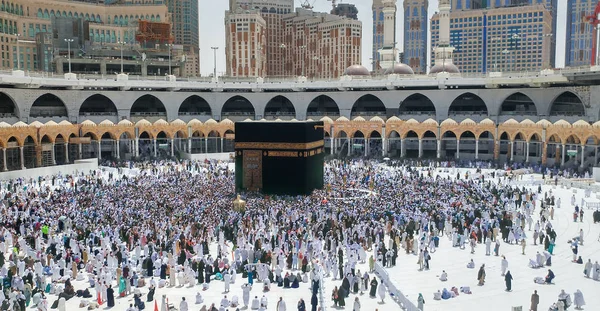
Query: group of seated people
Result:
<box><xmin>529</xmin><ymin>251</ymin><xmax>552</xmax><ymax>268</ymax></box>
<box><xmin>533</xmin><ymin>269</ymin><xmax>555</xmax><ymax>284</ymax></box>
<box><xmin>433</xmin><ymin>286</ymin><xmax>472</xmax><ymax>300</ymax></box>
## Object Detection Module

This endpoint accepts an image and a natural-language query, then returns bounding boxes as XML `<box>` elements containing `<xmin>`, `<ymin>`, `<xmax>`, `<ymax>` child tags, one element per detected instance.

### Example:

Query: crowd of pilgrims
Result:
<box><xmin>0</xmin><ymin>159</ymin><xmax>595</xmax><ymax>311</ymax></box>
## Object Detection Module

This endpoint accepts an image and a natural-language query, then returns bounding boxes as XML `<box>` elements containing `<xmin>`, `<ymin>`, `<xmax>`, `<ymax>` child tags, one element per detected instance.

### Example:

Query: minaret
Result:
<box><xmin>431</xmin><ymin>0</ymin><xmax>459</xmax><ymax>73</ymax></box>
<box><xmin>377</xmin><ymin>0</ymin><xmax>398</xmax><ymax>71</ymax></box>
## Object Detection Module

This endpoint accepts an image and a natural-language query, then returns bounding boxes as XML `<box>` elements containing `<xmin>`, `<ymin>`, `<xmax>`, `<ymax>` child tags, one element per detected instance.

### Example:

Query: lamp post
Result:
<box><xmin>299</xmin><ymin>45</ymin><xmax>306</xmax><ymax>76</ymax></box>
<box><xmin>118</xmin><ymin>41</ymin><xmax>126</xmax><ymax>73</ymax></box>
<box><xmin>64</xmin><ymin>38</ymin><xmax>74</xmax><ymax>74</ymax></box>
<box><xmin>211</xmin><ymin>46</ymin><xmax>218</xmax><ymax>78</ymax></box>
<box><xmin>279</xmin><ymin>43</ymin><xmax>286</xmax><ymax>77</ymax></box>
<box><xmin>165</xmin><ymin>43</ymin><xmax>174</xmax><ymax>75</ymax></box>
<box><xmin>15</xmin><ymin>33</ymin><xmax>21</xmax><ymax>70</ymax></box>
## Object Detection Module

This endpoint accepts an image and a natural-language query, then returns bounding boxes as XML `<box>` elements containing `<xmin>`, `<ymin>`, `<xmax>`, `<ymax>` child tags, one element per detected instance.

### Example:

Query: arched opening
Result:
<box><xmin>421</xmin><ymin>130</ymin><xmax>437</xmax><ymax>158</ymax></box>
<box><xmin>81</xmin><ymin>133</ymin><xmax>99</xmax><ymax>159</ymax></box>
<box><xmin>528</xmin><ymin>133</ymin><xmax>543</xmax><ymax>164</ymax></box>
<box><xmin>449</xmin><ymin>93</ymin><xmax>488</xmax><ymax>117</ymax></box>
<box><xmin>399</xmin><ymin>93</ymin><xmax>436</xmax><ymax>116</ymax></box>
<box><xmin>79</xmin><ymin>94</ymin><xmax>117</xmax><ymax>117</ymax></box>
<box><xmin>23</xmin><ymin>136</ymin><xmax>37</xmax><ymax>169</ymax></box>
<box><xmin>307</xmin><ymin>95</ymin><xmax>340</xmax><ymax>118</ymax></box>
<box><xmin>39</xmin><ymin>135</ymin><xmax>53</xmax><ymax>166</ymax></box>
<box><xmin>477</xmin><ymin>131</ymin><xmax>495</xmax><ymax>160</ymax></box>
<box><xmin>179</xmin><ymin>95</ymin><xmax>212</xmax><ymax>116</ymax></box>
<box><xmin>30</xmin><ymin>94</ymin><xmax>68</xmax><ymax>119</ymax></box>
<box><xmin>137</xmin><ymin>131</ymin><xmax>153</xmax><ymax>158</ymax></box>
<box><xmin>207</xmin><ymin>130</ymin><xmax>220</xmax><ymax>153</ymax></box>
<box><xmin>351</xmin><ymin>94</ymin><xmax>386</xmax><ymax>118</ymax></box>
<box><xmin>387</xmin><ymin>130</ymin><xmax>401</xmax><ymax>157</ymax></box>
<box><xmin>458</xmin><ymin>131</ymin><xmax>476</xmax><ymax>159</ymax></box>
<box><xmin>130</xmin><ymin>95</ymin><xmax>166</xmax><ymax>121</ymax></box>
<box><xmin>499</xmin><ymin>92</ymin><xmax>537</xmax><ymax>116</ymax></box>
<box><xmin>118</xmin><ymin>132</ymin><xmax>134</xmax><ymax>160</ymax></box>
<box><xmin>264</xmin><ymin>95</ymin><xmax>296</xmax><ymax>120</ymax></box>
<box><xmin>498</xmin><ymin>132</ymin><xmax>511</xmax><ymax>161</ymax></box>
<box><xmin>368</xmin><ymin>131</ymin><xmax>382</xmax><ymax>157</ymax></box>
<box><xmin>442</xmin><ymin>131</ymin><xmax>458</xmax><ymax>159</ymax></box>
<box><xmin>156</xmin><ymin>131</ymin><xmax>170</xmax><ymax>158</ymax></box>
<box><xmin>190</xmin><ymin>131</ymin><xmax>205</xmax><ymax>154</ymax></box>
<box><xmin>512</xmin><ymin>133</ymin><xmax>526</xmax><ymax>161</ymax></box>
<box><xmin>350</xmin><ymin>131</ymin><xmax>365</xmax><ymax>157</ymax></box>
<box><xmin>0</xmin><ymin>92</ymin><xmax>18</xmax><ymax>118</ymax></box>
<box><xmin>223</xmin><ymin>130</ymin><xmax>235</xmax><ymax>152</ymax></box>
<box><xmin>54</xmin><ymin>134</ymin><xmax>67</xmax><ymax>165</ymax></box>
<box><xmin>100</xmin><ymin>132</ymin><xmax>116</xmax><ymax>160</ymax></box>
<box><xmin>403</xmin><ymin>130</ymin><xmax>419</xmax><ymax>158</ymax></box>
<box><xmin>335</xmin><ymin>130</ymin><xmax>348</xmax><ymax>156</ymax></box>
<box><xmin>5</xmin><ymin>137</ymin><xmax>21</xmax><ymax>170</ymax></box>
<box><xmin>550</xmin><ymin>92</ymin><xmax>585</xmax><ymax>116</ymax></box>
<box><xmin>221</xmin><ymin>96</ymin><xmax>255</xmax><ymax>120</ymax></box>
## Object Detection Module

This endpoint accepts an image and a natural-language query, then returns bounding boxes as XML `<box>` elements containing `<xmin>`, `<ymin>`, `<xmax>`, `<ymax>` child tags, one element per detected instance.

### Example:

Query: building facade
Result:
<box><xmin>282</xmin><ymin>9</ymin><xmax>362</xmax><ymax>80</ymax></box>
<box><xmin>224</xmin><ymin>9</ymin><xmax>267</xmax><ymax>77</ymax></box>
<box><xmin>565</xmin><ymin>0</ymin><xmax>595</xmax><ymax>67</ymax></box>
<box><xmin>165</xmin><ymin>0</ymin><xmax>200</xmax><ymax>76</ymax></box>
<box><xmin>431</xmin><ymin>5</ymin><xmax>553</xmax><ymax>73</ymax></box>
<box><xmin>0</xmin><ymin>0</ymin><xmax>169</xmax><ymax>72</ymax></box>
<box><xmin>230</xmin><ymin>0</ymin><xmax>294</xmax><ymax>77</ymax></box>
<box><xmin>403</xmin><ymin>0</ymin><xmax>428</xmax><ymax>73</ymax></box>
<box><xmin>450</xmin><ymin>0</ymin><xmax>557</xmax><ymax>68</ymax></box>
<box><xmin>372</xmin><ymin>0</ymin><xmax>386</xmax><ymax>71</ymax></box>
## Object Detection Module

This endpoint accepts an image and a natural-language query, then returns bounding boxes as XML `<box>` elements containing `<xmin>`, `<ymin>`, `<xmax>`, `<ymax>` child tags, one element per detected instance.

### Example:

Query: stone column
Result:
<box><xmin>221</xmin><ymin>137</ymin><xmax>224</xmax><ymax>153</ymax></box>
<box><xmin>187</xmin><ymin>138</ymin><xmax>192</xmax><ymax>154</ymax></box>
<box><xmin>330</xmin><ymin>137</ymin><xmax>335</xmax><ymax>155</ymax></box>
<box><xmin>364</xmin><ymin>139</ymin><xmax>368</xmax><ymax>157</ymax></box>
<box><xmin>418</xmin><ymin>138</ymin><xmax>423</xmax><ymax>158</ymax></box>
<box><xmin>97</xmin><ymin>141</ymin><xmax>101</xmax><ymax>159</ymax></box>
<box><xmin>205</xmin><ymin>138</ymin><xmax>208</xmax><ymax>153</ymax></box>
<box><xmin>154</xmin><ymin>139</ymin><xmax>157</xmax><ymax>157</ymax></box>
<box><xmin>561</xmin><ymin>144</ymin><xmax>566</xmax><ymax>166</ymax></box>
<box><xmin>20</xmin><ymin>146</ymin><xmax>25</xmax><ymax>169</ymax></box>
<box><xmin>2</xmin><ymin>148</ymin><xmax>7</xmax><ymax>171</ymax></box>
<box><xmin>135</xmin><ymin>138</ymin><xmax>139</xmax><ymax>157</ymax></box>
<box><xmin>381</xmin><ymin>127</ymin><xmax>386</xmax><ymax>157</ymax></box>
<box><xmin>171</xmin><ymin>139</ymin><xmax>175</xmax><ymax>157</ymax></box>
<box><xmin>541</xmin><ymin>143</ymin><xmax>548</xmax><ymax>166</ymax></box>
<box><xmin>51</xmin><ymin>143</ymin><xmax>56</xmax><ymax>165</ymax></box>
<box><xmin>456</xmin><ymin>139</ymin><xmax>460</xmax><ymax>159</ymax></box>
<box><xmin>526</xmin><ymin>141</ymin><xmax>530</xmax><ymax>163</ymax></box>
<box><xmin>400</xmin><ymin>139</ymin><xmax>406</xmax><ymax>157</ymax></box>
<box><xmin>78</xmin><ymin>143</ymin><xmax>83</xmax><ymax>159</ymax></box>
<box><xmin>436</xmin><ymin>139</ymin><xmax>441</xmax><ymax>159</ymax></box>
<box><xmin>493</xmin><ymin>140</ymin><xmax>500</xmax><ymax>161</ymax></box>
<box><xmin>509</xmin><ymin>141</ymin><xmax>514</xmax><ymax>162</ymax></box>
<box><xmin>581</xmin><ymin>144</ymin><xmax>585</xmax><ymax>168</ymax></box>
<box><xmin>347</xmin><ymin>138</ymin><xmax>351</xmax><ymax>157</ymax></box>
<box><xmin>65</xmin><ymin>143</ymin><xmax>69</xmax><ymax>163</ymax></box>
<box><xmin>116</xmin><ymin>141</ymin><xmax>120</xmax><ymax>159</ymax></box>
<box><xmin>475</xmin><ymin>139</ymin><xmax>479</xmax><ymax>160</ymax></box>
<box><xmin>595</xmin><ymin>146</ymin><xmax>598</xmax><ymax>166</ymax></box>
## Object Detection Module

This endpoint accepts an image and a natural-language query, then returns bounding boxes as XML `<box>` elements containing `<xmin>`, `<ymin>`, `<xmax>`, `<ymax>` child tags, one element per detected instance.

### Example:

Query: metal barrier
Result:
<box><xmin>374</xmin><ymin>262</ymin><xmax>420</xmax><ymax>311</ymax></box>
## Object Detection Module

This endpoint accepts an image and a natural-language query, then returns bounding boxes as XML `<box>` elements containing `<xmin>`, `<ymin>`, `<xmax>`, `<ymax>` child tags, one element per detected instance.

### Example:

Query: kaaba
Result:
<box><xmin>234</xmin><ymin>121</ymin><xmax>325</xmax><ymax>195</ymax></box>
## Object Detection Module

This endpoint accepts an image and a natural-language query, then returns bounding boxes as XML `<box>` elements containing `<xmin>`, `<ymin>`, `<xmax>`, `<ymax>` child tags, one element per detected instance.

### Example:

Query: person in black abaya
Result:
<box><xmin>504</xmin><ymin>270</ymin><xmax>513</xmax><ymax>291</ymax></box>
<box><xmin>146</xmin><ymin>285</ymin><xmax>155</xmax><ymax>302</ymax></box>
<box><xmin>160</xmin><ymin>263</ymin><xmax>167</xmax><ymax>279</ymax></box>
<box><xmin>337</xmin><ymin>287</ymin><xmax>346</xmax><ymax>307</ymax></box>
<box><xmin>197</xmin><ymin>261</ymin><xmax>205</xmax><ymax>284</ymax></box>
<box><xmin>106</xmin><ymin>285</ymin><xmax>115</xmax><ymax>307</ymax></box>
<box><xmin>341</xmin><ymin>275</ymin><xmax>350</xmax><ymax>298</ymax></box>
<box><xmin>311</xmin><ymin>293</ymin><xmax>318</xmax><ymax>311</ymax></box>
<box><xmin>369</xmin><ymin>277</ymin><xmax>378</xmax><ymax>297</ymax></box>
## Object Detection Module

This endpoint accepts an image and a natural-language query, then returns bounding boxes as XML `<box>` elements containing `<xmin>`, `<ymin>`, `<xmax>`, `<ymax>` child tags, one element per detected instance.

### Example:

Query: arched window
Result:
<box><xmin>37</xmin><ymin>8</ymin><xmax>43</xmax><ymax>18</ymax></box>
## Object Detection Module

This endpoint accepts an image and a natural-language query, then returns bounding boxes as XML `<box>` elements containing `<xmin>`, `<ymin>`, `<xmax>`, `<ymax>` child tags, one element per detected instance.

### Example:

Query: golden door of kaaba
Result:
<box><xmin>242</xmin><ymin>150</ymin><xmax>262</xmax><ymax>191</ymax></box>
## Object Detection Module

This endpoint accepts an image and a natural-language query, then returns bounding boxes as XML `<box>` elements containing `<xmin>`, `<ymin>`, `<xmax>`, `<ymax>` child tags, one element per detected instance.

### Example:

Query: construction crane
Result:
<box><xmin>328</xmin><ymin>0</ymin><xmax>338</xmax><ymax>11</ymax></box>
<box><xmin>586</xmin><ymin>1</ymin><xmax>600</xmax><ymax>66</ymax></box>
<box><xmin>299</xmin><ymin>0</ymin><xmax>316</xmax><ymax>9</ymax></box>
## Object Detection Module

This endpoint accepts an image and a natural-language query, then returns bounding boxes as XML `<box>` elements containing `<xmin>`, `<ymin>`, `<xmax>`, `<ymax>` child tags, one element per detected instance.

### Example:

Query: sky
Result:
<box><xmin>198</xmin><ymin>0</ymin><xmax>568</xmax><ymax>76</ymax></box>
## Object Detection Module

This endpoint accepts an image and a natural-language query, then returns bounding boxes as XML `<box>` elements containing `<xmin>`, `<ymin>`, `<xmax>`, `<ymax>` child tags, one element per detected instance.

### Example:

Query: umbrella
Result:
<box><xmin>383</xmin><ymin>157</ymin><xmax>390</xmax><ymax>161</ymax></box>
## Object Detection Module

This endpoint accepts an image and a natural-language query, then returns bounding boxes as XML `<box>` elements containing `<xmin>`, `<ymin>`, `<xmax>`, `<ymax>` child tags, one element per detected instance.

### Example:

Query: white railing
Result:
<box><xmin>374</xmin><ymin>262</ymin><xmax>420</xmax><ymax>311</ymax></box>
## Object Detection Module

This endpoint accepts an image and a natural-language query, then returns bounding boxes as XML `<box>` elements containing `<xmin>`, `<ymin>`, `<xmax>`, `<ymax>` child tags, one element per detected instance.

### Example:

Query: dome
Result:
<box><xmin>430</xmin><ymin>61</ymin><xmax>460</xmax><ymax>74</ymax></box>
<box><xmin>405</xmin><ymin>118</ymin><xmax>419</xmax><ymax>125</ymax></box>
<box><xmin>135</xmin><ymin>119</ymin><xmax>151</xmax><ymax>126</ymax></box>
<box><xmin>460</xmin><ymin>118</ymin><xmax>476</xmax><ymax>126</ymax></box>
<box><xmin>423</xmin><ymin>118</ymin><xmax>439</xmax><ymax>126</ymax></box>
<box><xmin>593</xmin><ymin>121</ymin><xmax>600</xmax><ymax>128</ymax></box>
<box><xmin>58</xmin><ymin>120</ymin><xmax>72</xmax><ymax>126</ymax></box>
<box><xmin>503</xmin><ymin>118</ymin><xmax>519</xmax><ymax>125</ymax></box>
<box><xmin>369</xmin><ymin>116</ymin><xmax>385</xmax><ymax>123</ymax></box>
<box><xmin>242</xmin><ymin>119</ymin><xmax>253</xmax><ymax>122</ymax></box>
<box><xmin>384</xmin><ymin>63</ymin><xmax>415</xmax><ymax>75</ymax></box>
<box><xmin>220</xmin><ymin>118</ymin><xmax>234</xmax><ymax>125</ymax></box>
<box><xmin>336</xmin><ymin>116</ymin><xmax>349</xmax><ymax>122</ymax></box>
<box><xmin>274</xmin><ymin>119</ymin><xmax>283</xmax><ymax>122</ymax></box>
<box><xmin>29</xmin><ymin>121</ymin><xmax>44</xmax><ymax>128</ymax></box>
<box><xmin>320</xmin><ymin>116</ymin><xmax>334</xmax><ymax>124</ymax></box>
<box><xmin>520</xmin><ymin>119</ymin><xmax>535</xmax><ymax>126</ymax></box>
<box><xmin>553</xmin><ymin>119</ymin><xmax>571</xmax><ymax>127</ymax></box>
<box><xmin>44</xmin><ymin>120</ymin><xmax>58</xmax><ymax>126</ymax></box>
<box><xmin>344</xmin><ymin>65</ymin><xmax>370</xmax><ymax>76</ymax></box>
<box><xmin>479</xmin><ymin>118</ymin><xmax>495</xmax><ymax>126</ymax></box>
<box><xmin>386</xmin><ymin>116</ymin><xmax>401</xmax><ymax>123</ymax></box>
<box><xmin>572</xmin><ymin>120</ymin><xmax>590</xmax><ymax>128</ymax></box>
<box><xmin>204</xmin><ymin>119</ymin><xmax>217</xmax><ymax>125</ymax></box>
<box><xmin>118</xmin><ymin>119</ymin><xmax>133</xmax><ymax>126</ymax></box>
<box><xmin>171</xmin><ymin>119</ymin><xmax>186</xmax><ymax>126</ymax></box>
<box><xmin>352</xmin><ymin>116</ymin><xmax>366</xmax><ymax>122</ymax></box>
<box><xmin>290</xmin><ymin>119</ymin><xmax>299</xmax><ymax>122</ymax></box>
<box><xmin>188</xmin><ymin>119</ymin><xmax>203</xmax><ymax>126</ymax></box>
<box><xmin>0</xmin><ymin>122</ymin><xmax>11</xmax><ymax>128</ymax></box>
<box><xmin>153</xmin><ymin>119</ymin><xmax>169</xmax><ymax>126</ymax></box>
<box><xmin>12</xmin><ymin>121</ymin><xmax>28</xmax><ymax>128</ymax></box>
<box><xmin>99</xmin><ymin>120</ymin><xmax>114</xmax><ymax>126</ymax></box>
<box><xmin>536</xmin><ymin>119</ymin><xmax>552</xmax><ymax>127</ymax></box>
<box><xmin>440</xmin><ymin>119</ymin><xmax>458</xmax><ymax>126</ymax></box>
<box><xmin>81</xmin><ymin>120</ymin><xmax>96</xmax><ymax>127</ymax></box>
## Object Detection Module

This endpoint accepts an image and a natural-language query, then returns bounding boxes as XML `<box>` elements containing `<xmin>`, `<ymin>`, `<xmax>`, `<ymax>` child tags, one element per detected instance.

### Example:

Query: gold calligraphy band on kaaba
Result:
<box><xmin>235</xmin><ymin>140</ymin><xmax>325</xmax><ymax>150</ymax></box>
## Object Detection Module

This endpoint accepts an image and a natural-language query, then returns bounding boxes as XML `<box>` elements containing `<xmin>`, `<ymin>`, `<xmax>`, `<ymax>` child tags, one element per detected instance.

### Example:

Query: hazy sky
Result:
<box><xmin>198</xmin><ymin>0</ymin><xmax>567</xmax><ymax>76</ymax></box>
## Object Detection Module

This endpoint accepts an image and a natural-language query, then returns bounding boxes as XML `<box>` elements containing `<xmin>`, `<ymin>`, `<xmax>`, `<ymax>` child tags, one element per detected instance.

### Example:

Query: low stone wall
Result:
<box><xmin>180</xmin><ymin>152</ymin><xmax>234</xmax><ymax>162</ymax></box>
<box><xmin>0</xmin><ymin>158</ymin><xmax>98</xmax><ymax>180</ymax></box>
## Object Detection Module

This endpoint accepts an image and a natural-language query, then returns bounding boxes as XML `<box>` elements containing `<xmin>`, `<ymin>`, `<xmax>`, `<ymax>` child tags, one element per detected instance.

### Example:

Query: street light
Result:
<box><xmin>279</xmin><ymin>44</ymin><xmax>286</xmax><ymax>77</ymax></box>
<box><xmin>299</xmin><ymin>45</ymin><xmax>306</xmax><ymax>76</ymax></box>
<box><xmin>15</xmin><ymin>33</ymin><xmax>21</xmax><ymax>70</ymax></box>
<box><xmin>165</xmin><ymin>43</ymin><xmax>174</xmax><ymax>75</ymax></box>
<box><xmin>118</xmin><ymin>41</ymin><xmax>126</xmax><ymax>73</ymax></box>
<box><xmin>64</xmin><ymin>38</ymin><xmax>74</xmax><ymax>74</ymax></box>
<box><xmin>211</xmin><ymin>47</ymin><xmax>218</xmax><ymax>78</ymax></box>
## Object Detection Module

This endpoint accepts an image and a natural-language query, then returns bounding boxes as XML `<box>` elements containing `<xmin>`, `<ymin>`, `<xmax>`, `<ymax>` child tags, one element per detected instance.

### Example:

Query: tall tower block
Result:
<box><xmin>430</xmin><ymin>0</ymin><xmax>459</xmax><ymax>74</ymax></box>
<box><xmin>377</xmin><ymin>0</ymin><xmax>399</xmax><ymax>71</ymax></box>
